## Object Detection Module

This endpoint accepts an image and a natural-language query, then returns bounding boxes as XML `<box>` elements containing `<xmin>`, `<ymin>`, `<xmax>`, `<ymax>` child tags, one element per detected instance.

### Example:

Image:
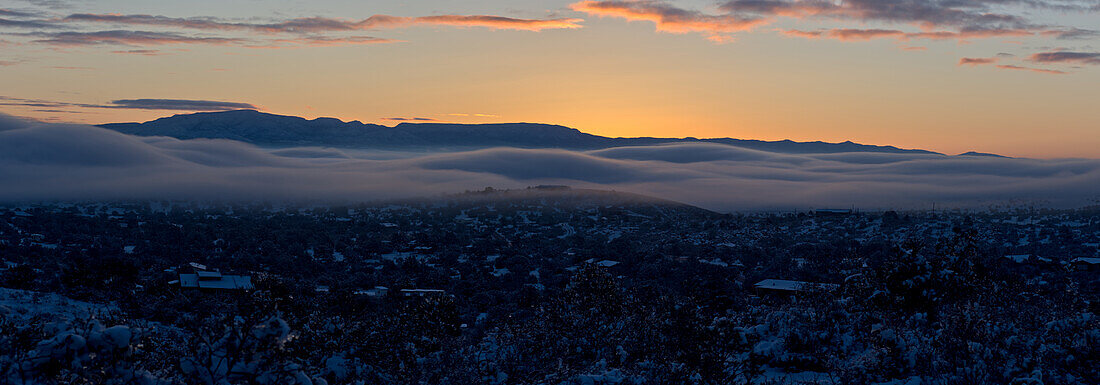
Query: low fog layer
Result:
<box><xmin>1</xmin><ymin>114</ymin><xmax>1098</xmax><ymax>211</ymax></box>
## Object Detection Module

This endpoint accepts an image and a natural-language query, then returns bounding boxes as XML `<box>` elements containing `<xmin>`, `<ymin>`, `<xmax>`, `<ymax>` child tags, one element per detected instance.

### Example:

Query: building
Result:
<box><xmin>585</xmin><ymin>258</ymin><xmax>621</xmax><ymax>267</ymax></box>
<box><xmin>753</xmin><ymin>279</ymin><xmax>839</xmax><ymax>295</ymax></box>
<box><xmin>400</xmin><ymin>289</ymin><xmax>446</xmax><ymax>298</ymax></box>
<box><xmin>354</xmin><ymin>286</ymin><xmax>390</xmax><ymax>298</ymax></box>
<box><xmin>1070</xmin><ymin>257</ymin><xmax>1100</xmax><ymax>271</ymax></box>
<box><xmin>173</xmin><ymin>264</ymin><xmax>253</xmax><ymax>291</ymax></box>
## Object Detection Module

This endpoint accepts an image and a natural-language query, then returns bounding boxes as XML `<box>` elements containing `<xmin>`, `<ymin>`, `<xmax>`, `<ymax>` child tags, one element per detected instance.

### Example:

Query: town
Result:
<box><xmin>1</xmin><ymin>188</ymin><xmax>1098</xmax><ymax>384</ymax></box>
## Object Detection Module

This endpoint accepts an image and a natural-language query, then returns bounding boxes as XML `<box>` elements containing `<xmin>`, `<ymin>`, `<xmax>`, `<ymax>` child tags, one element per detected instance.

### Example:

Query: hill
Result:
<box><xmin>100</xmin><ymin>110</ymin><xmax>945</xmax><ymax>155</ymax></box>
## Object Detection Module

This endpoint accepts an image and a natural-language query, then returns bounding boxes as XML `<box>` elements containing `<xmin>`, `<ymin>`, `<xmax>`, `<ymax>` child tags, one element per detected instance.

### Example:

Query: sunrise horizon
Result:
<box><xmin>14</xmin><ymin>106</ymin><xmax>1056</xmax><ymax>159</ymax></box>
<box><xmin>2</xmin><ymin>0</ymin><xmax>1098</xmax><ymax>159</ymax></box>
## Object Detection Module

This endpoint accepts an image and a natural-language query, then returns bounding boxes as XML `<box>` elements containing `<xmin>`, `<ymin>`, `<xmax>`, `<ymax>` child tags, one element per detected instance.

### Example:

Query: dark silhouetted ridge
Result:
<box><xmin>100</xmin><ymin>110</ymin><xmax>951</xmax><ymax>155</ymax></box>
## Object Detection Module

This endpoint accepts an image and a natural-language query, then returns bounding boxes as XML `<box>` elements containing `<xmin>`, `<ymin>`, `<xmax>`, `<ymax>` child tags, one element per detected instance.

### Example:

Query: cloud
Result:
<box><xmin>956</xmin><ymin>53</ymin><xmax>1075</xmax><ymax>74</ymax></box>
<box><xmin>588</xmin><ymin>143</ymin><xmax>801</xmax><ymax>164</ymax></box>
<box><xmin>720</xmin><ymin>0</ymin><xmax>1037</xmax><ymax>30</ymax></box>
<box><xmin>571</xmin><ymin>0</ymin><xmax>1098</xmax><ymax>65</ymax></box>
<box><xmin>61</xmin><ymin>14</ymin><xmax>263</xmax><ymax>31</ymax></box>
<box><xmin>959</xmin><ymin>57</ymin><xmax>998</xmax><ymax>65</ymax></box>
<box><xmin>1042</xmin><ymin>28</ymin><xmax>1100</xmax><ymax>40</ymax></box>
<box><xmin>994</xmin><ymin>64</ymin><xmax>1068</xmax><ymax>74</ymax></box>
<box><xmin>108</xmin><ymin>99</ymin><xmax>257</xmax><ymax>111</ymax></box>
<box><xmin>570</xmin><ymin>0</ymin><xmax>765</xmax><ymax>42</ymax></box>
<box><xmin>110</xmin><ymin>49</ymin><xmax>162</xmax><ymax>55</ymax></box>
<box><xmin>0</xmin><ymin>96</ymin><xmax>257</xmax><ymax>111</ymax></box>
<box><xmin>0</xmin><ymin>96</ymin><xmax>79</xmax><ymax>109</ymax></box>
<box><xmin>823</xmin><ymin>28</ymin><xmax>906</xmax><ymax>41</ymax></box>
<box><xmin>0</xmin><ymin>9</ymin><xmax>40</xmax><ymax>18</ymax></box>
<box><xmin>62</xmin><ymin>13</ymin><xmax>584</xmax><ymax>33</ymax></box>
<box><xmin>0</xmin><ymin>16</ymin><xmax>57</xmax><ymax>29</ymax></box>
<box><xmin>1</xmin><ymin>114</ymin><xmax>1099</xmax><ymax>211</ymax></box>
<box><xmin>382</xmin><ymin>117</ymin><xmax>438</xmax><ymax>122</ymax></box>
<box><xmin>420</xmin><ymin>148</ymin><xmax>681</xmax><ymax>183</ymax></box>
<box><xmin>1027</xmin><ymin>51</ymin><xmax>1100</xmax><ymax>65</ymax></box>
<box><xmin>29</xmin><ymin>30</ymin><xmax>242</xmax><ymax>46</ymax></box>
<box><xmin>264</xmin><ymin>35</ymin><xmax>399</xmax><ymax>47</ymax></box>
<box><xmin>371</xmin><ymin>15</ymin><xmax>584</xmax><ymax>31</ymax></box>
<box><xmin>781</xmin><ymin>27</ymin><xmax>1035</xmax><ymax>42</ymax></box>
<box><xmin>20</xmin><ymin>0</ymin><xmax>73</xmax><ymax>10</ymax></box>
<box><xmin>26</xmin><ymin>12</ymin><xmax>578</xmax><ymax>49</ymax></box>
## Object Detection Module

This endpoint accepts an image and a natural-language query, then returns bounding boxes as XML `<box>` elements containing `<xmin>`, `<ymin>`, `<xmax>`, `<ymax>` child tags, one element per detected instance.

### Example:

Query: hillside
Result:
<box><xmin>101</xmin><ymin>110</ymin><xmax>945</xmax><ymax>155</ymax></box>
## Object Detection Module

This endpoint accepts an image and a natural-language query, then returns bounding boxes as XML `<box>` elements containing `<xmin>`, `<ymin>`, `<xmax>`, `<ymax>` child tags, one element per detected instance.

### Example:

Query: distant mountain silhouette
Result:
<box><xmin>100</xmin><ymin>110</ymin><xmax>950</xmax><ymax>155</ymax></box>
<box><xmin>957</xmin><ymin>151</ymin><xmax>1009</xmax><ymax>158</ymax></box>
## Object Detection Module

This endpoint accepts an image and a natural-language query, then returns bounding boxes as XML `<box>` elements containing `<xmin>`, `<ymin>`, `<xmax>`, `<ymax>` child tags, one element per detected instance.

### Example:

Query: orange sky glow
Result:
<box><xmin>1</xmin><ymin>0</ymin><xmax>1098</xmax><ymax>158</ymax></box>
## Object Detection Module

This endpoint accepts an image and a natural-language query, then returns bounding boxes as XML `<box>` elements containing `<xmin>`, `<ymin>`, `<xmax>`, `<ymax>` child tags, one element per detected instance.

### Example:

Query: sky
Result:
<box><xmin>0</xmin><ymin>0</ymin><xmax>1098</xmax><ymax>158</ymax></box>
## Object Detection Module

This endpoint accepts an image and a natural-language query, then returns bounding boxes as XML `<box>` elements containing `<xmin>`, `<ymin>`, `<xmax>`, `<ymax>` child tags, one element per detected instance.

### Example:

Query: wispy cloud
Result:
<box><xmin>0</xmin><ymin>96</ymin><xmax>257</xmax><ymax>111</ymax></box>
<box><xmin>1027</xmin><ymin>51</ymin><xmax>1100</xmax><ymax>65</ymax></box>
<box><xmin>955</xmin><ymin>56</ymin><xmax>1067</xmax><ymax>74</ymax></box>
<box><xmin>959</xmin><ymin>57</ymin><xmax>998</xmax><ymax>65</ymax></box>
<box><xmin>382</xmin><ymin>117</ymin><xmax>438</xmax><ymax>122</ymax></box>
<box><xmin>994</xmin><ymin>64</ymin><xmax>1068</xmax><ymax>74</ymax></box>
<box><xmin>570</xmin><ymin>0</ymin><xmax>765</xmax><ymax>42</ymax></box>
<box><xmin>268</xmin><ymin>35</ymin><xmax>399</xmax><ymax>47</ymax></box>
<box><xmin>0</xmin><ymin>16</ymin><xmax>57</xmax><ymax>28</ymax></box>
<box><xmin>373</xmin><ymin>15</ymin><xmax>583</xmax><ymax>31</ymax></box>
<box><xmin>1042</xmin><ymin>28</ymin><xmax>1100</xmax><ymax>40</ymax></box>
<box><xmin>0</xmin><ymin>9</ymin><xmax>41</xmax><ymax>18</ymax></box>
<box><xmin>823</xmin><ymin>28</ymin><xmax>906</xmax><ymax>41</ymax></box>
<box><xmin>781</xmin><ymin>27</ymin><xmax>1034</xmax><ymax>42</ymax></box>
<box><xmin>62</xmin><ymin>13</ymin><xmax>584</xmax><ymax>33</ymax></box>
<box><xmin>568</xmin><ymin>0</ymin><xmax>1099</xmax><ymax>75</ymax></box>
<box><xmin>109</xmin><ymin>99</ymin><xmax>257</xmax><ymax>111</ymax></box>
<box><xmin>720</xmin><ymin>0</ymin><xmax>1045</xmax><ymax>30</ymax></box>
<box><xmin>15</xmin><ymin>12</ymin><xmax>581</xmax><ymax>49</ymax></box>
<box><xmin>29</xmin><ymin>30</ymin><xmax>242</xmax><ymax>46</ymax></box>
<box><xmin>110</xmin><ymin>49</ymin><xmax>163</xmax><ymax>55</ymax></box>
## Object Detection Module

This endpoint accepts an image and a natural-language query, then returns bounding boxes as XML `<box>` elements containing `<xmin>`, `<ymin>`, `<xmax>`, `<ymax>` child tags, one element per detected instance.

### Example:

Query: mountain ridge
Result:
<box><xmin>99</xmin><ymin>110</ymin><xmax>965</xmax><ymax>156</ymax></box>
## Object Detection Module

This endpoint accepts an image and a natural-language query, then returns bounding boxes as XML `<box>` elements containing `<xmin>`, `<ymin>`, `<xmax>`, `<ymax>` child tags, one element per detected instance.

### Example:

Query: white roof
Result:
<box><xmin>196</xmin><ymin>270</ymin><xmax>222</xmax><ymax>279</ymax></box>
<box><xmin>754</xmin><ymin>279</ymin><xmax>839</xmax><ymax>292</ymax></box>
<box><xmin>178</xmin><ymin>273</ymin><xmax>253</xmax><ymax>290</ymax></box>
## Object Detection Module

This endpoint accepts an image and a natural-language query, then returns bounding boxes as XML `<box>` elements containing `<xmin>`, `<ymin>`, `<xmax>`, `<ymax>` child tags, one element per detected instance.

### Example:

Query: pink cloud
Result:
<box><xmin>570</xmin><ymin>0</ymin><xmax>766</xmax><ymax>42</ymax></box>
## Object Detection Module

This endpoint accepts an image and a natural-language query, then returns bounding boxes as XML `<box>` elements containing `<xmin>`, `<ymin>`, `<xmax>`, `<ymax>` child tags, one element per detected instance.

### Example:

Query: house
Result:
<box><xmin>354</xmin><ymin>286</ymin><xmax>390</xmax><ymax>298</ymax></box>
<box><xmin>400</xmin><ymin>289</ymin><xmax>446</xmax><ymax>298</ymax></box>
<box><xmin>174</xmin><ymin>265</ymin><xmax>253</xmax><ymax>291</ymax></box>
<box><xmin>1070</xmin><ymin>257</ymin><xmax>1100</xmax><ymax>271</ymax></box>
<box><xmin>584</xmin><ymin>258</ymin><xmax>620</xmax><ymax>267</ymax></box>
<box><xmin>753</xmin><ymin>279</ymin><xmax>839</xmax><ymax>295</ymax></box>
